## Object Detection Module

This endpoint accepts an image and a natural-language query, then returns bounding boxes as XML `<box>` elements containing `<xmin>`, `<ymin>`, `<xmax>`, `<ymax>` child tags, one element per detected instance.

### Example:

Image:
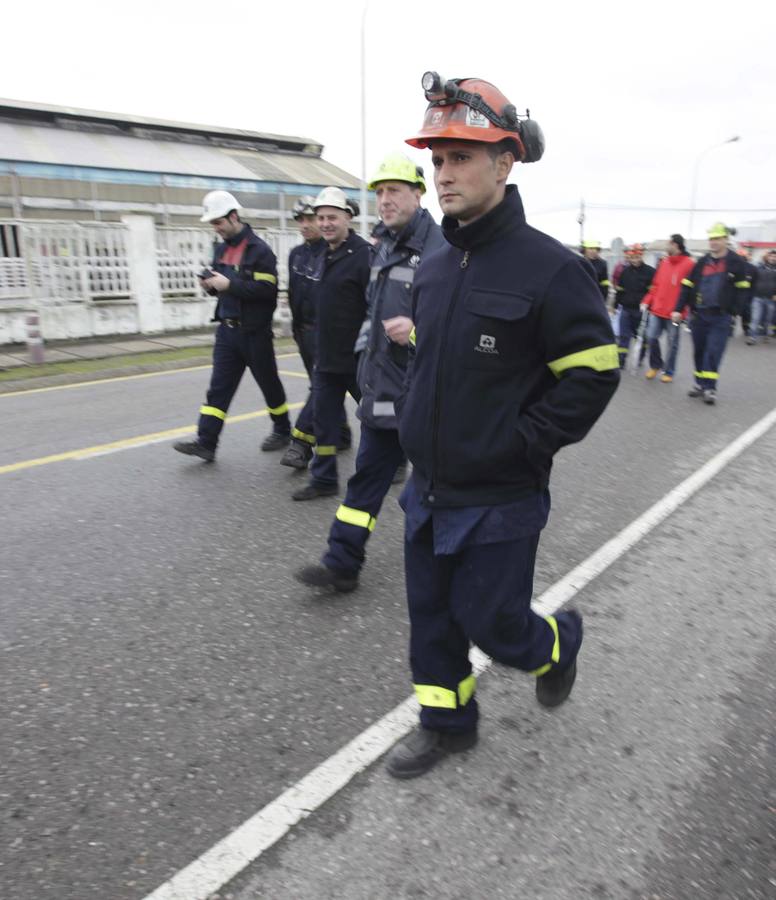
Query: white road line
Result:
<box><xmin>141</xmin><ymin>405</ymin><xmax>776</xmax><ymax>900</ymax></box>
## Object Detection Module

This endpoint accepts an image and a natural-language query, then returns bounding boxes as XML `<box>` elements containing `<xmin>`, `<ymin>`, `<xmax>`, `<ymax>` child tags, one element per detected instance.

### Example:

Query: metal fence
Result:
<box><xmin>0</xmin><ymin>219</ymin><xmax>301</xmax><ymax>305</ymax></box>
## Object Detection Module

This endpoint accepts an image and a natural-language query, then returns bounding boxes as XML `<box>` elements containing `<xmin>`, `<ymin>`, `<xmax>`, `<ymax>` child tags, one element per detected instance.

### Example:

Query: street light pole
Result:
<box><xmin>359</xmin><ymin>1</ymin><xmax>370</xmax><ymax>239</ymax></box>
<box><xmin>687</xmin><ymin>136</ymin><xmax>740</xmax><ymax>238</ymax></box>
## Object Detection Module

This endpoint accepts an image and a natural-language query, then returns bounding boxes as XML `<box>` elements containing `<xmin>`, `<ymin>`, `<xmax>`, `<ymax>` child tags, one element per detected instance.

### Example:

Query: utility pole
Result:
<box><xmin>577</xmin><ymin>198</ymin><xmax>585</xmax><ymax>247</ymax></box>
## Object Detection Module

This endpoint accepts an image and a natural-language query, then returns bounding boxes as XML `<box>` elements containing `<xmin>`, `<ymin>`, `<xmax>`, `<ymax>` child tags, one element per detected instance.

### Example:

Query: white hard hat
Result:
<box><xmin>313</xmin><ymin>186</ymin><xmax>351</xmax><ymax>213</ymax></box>
<box><xmin>201</xmin><ymin>190</ymin><xmax>241</xmax><ymax>223</ymax></box>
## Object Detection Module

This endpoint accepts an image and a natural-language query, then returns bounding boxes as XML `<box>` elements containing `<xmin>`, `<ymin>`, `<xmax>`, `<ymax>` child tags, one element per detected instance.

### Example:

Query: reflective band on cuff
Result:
<box><xmin>253</xmin><ymin>272</ymin><xmax>278</xmax><ymax>284</ymax></box>
<box><xmin>618</xmin><ymin>347</ymin><xmax>628</xmax><ymax>354</ymax></box>
<box><xmin>547</xmin><ymin>344</ymin><xmax>620</xmax><ymax>377</ymax></box>
<box><xmin>292</xmin><ymin>427</ymin><xmax>316</xmax><ymax>444</ymax></box>
<box><xmin>315</xmin><ymin>445</ymin><xmax>337</xmax><ymax>456</ymax></box>
<box><xmin>268</xmin><ymin>402</ymin><xmax>289</xmax><ymax>415</ymax></box>
<box><xmin>200</xmin><ymin>405</ymin><xmax>226</xmax><ymax>420</ymax></box>
<box><xmin>529</xmin><ymin>614</ymin><xmax>560</xmax><ymax>676</ymax></box>
<box><xmin>336</xmin><ymin>504</ymin><xmax>376</xmax><ymax>532</ymax></box>
<box><xmin>681</xmin><ymin>278</ymin><xmax>694</xmax><ymax>287</ymax></box>
<box><xmin>734</xmin><ymin>280</ymin><xmax>751</xmax><ymax>288</ymax></box>
<box><xmin>414</xmin><ymin>684</ymin><xmax>457</xmax><ymax>709</ymax></box>
<box><xmin>458</xmin><ymin>674</ymin><xmax>476</xmax><ymax>706</ymax></box>
<box><xmin>698</xmin><ymin>370</ymin><xmax>719</xmax><ymax>380</ymax></box>
<box><xmin>409</xmin><ymin>327</ymin><xmax>416</xmax><ymax>347</ymax></box>
<box><xmin>601</xmin><ymin>279</ymin><xmax>611</xmax><ymax>287</ymax></box>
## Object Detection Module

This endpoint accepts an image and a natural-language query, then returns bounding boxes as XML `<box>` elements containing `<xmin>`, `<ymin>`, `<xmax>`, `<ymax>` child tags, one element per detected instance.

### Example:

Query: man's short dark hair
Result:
<box><xmin>485</xmin><ymin>138</ymin><xmax>518</xmax><ymax>161</ymax></box>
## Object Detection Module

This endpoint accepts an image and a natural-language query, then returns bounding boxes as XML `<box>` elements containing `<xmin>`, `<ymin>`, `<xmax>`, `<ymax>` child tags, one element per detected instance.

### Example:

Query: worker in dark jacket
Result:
<box><xmin>749</xmin><ymin>248</ymin><xmax>776</xmax><ymax>344</ymax></box>
<box><xmin>295</xmin><ymin>153</ymin><xmax>444</xmax><ymax>591</ymax></box>
<box><xmin>613</xmin><ymin>243</ymin><xmax>655</xmax><ymax>368</ymax></box>
<box><xmin>284</xmin><ymin>196</ymin><xmax>350</xmax><ymax>469</ymax></box>
<box><xmin>581</xmin><ymin>239</ymin><xmax>610</xmax><ymax>302</ymax></box>
<box><xmin>672</xmin><ymin>222</ymin><xmax>752</xmax><ymax>404</ymax></box>
<box><xmin>290</xmin><ymin>186</ymin><xmax>370</xmax><ymax>500</ymax></box>
<box><xmin>383</xmin><ymin>73</ymin><xmax>619</xmax><ymax>779</ymax></box>
<box><xmin>173</xmin><ymin>191</ymin><xmax>290</xmax><ymax>462</ymax></box>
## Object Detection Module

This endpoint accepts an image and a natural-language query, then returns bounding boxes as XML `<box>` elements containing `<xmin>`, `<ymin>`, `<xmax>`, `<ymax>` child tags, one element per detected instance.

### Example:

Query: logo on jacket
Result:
<box><xmin>408</xmin><ymin>254</ymin><xmax>420</xmax><ymax>268</ymax></box>
<box><xmin>475</xmin><ymin>334</ymin><xmax>499</xmax><ymax>354</ymax></box>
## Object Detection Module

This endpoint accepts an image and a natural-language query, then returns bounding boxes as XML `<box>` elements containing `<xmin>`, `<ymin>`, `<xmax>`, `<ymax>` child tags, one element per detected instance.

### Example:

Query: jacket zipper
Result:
<box><xmin>429</xmin><ymin>250</ymin><xmax>470</xmax><ymax>497</ymax></box>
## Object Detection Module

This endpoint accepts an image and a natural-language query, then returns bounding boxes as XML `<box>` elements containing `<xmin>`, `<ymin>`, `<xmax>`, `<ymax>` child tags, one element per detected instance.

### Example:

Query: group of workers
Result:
<box><xmin>171</xmin><ymin>71</ymin><xmax>666</xmax><ymax>779</ymax></box>
<box><xmin>582</xmin><ymin>230</ymin><xmax>776</xmax><ymax>405</ymax></box>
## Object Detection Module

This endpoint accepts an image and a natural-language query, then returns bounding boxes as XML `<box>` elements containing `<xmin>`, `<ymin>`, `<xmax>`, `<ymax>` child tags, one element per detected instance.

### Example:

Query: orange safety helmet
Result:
<box><xmin>405</xmin><ymin>72</ymin><xmax>545</xmax><ymax>163</ymax></box>
<box><xmin>626</xmin><ymin>242</ymin><xmax>645</xmax><ymax>256</ymax></box>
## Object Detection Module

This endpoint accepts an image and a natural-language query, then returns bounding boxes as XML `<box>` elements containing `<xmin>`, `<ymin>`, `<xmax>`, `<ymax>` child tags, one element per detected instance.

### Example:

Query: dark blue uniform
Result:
<box><xmin>197</xmin><ymin>224</ymin><xmax>289</xmax><ymax>451</ymax></box>
<box><xmin>397</xmin><ymin>186</ymin><xmax>619</xmax><ymax>733</ymax></box>
<box><xmin>322</xmin><ymin>208</ymin><xmax>444</xmax><ymax>576</ymax></box>
<box><xmin>676</xmin><ymin>249</ymin><xmax>752</xmax><ymax>392</ymax></box>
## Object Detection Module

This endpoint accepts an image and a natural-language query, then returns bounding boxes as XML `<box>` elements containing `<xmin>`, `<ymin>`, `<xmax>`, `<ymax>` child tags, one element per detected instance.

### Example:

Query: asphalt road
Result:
<box><xmin>1</xmin><ymin>336</ymin><xmax>774</xmax><ymax>900</ymax></box>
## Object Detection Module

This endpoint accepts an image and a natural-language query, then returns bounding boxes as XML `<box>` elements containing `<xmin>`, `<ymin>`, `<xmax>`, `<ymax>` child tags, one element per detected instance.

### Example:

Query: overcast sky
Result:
<box><xmin>3</xmin><ymin>0</ymin><xmax>775</xmax><ymax>244</ymax></box>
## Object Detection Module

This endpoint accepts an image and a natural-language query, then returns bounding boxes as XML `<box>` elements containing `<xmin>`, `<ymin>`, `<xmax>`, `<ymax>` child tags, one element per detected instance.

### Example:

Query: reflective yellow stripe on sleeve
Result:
<box><xmin>600</xmin><ymin>279</ymin><xmax>611</xmax><ymax>287</ymax></box>
<box><xmin>547</xmin><ymin>344</ymin><xmax>619</xmax><ymax>377</ymax></box>
<box><xmin>734</xmin><ymin>280</ymin><xmax>751</xmax><ymax>288</ymax></box>
<box><xmin>336</xmin><ymin>504</ymin><xmax>376</xmax><ymax>532</ymax></box>
<box><xmin>267</xmin><ymin>402</ymin><xmax>289</xmax><ymax>415</ymax></box>
<box><xmin>253</xmin><ymin>272</ymin><xmax>278</xmax><ymax>284</ymax></box>
<box><xmin>408</xmin><ymin>326</ymin><xmax>416</xmax><ymax>347</ymax></box>
<box><xmin>530</xmin><ymin>614</ymin><xmax>561</xmax><ymax>676</ymax></box>
<box><xmin>681</xmin><ymin>278</ymin><xmax>694</xmax><ymax>288</ymax></box>
<box><xmin>200</xmin><ymin>405</ymin><xmax>226</xmax><ymax>420</ymax></box>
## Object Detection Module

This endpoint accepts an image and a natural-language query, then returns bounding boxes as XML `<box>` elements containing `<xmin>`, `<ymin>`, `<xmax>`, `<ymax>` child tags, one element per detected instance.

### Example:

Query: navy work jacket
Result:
<box><xmin>396</xmin><ymin>185</ymin><xmax>620</xmax><ymax>508</ymax></box>
<box><xmin>357</xmin><ymin>208</ymin><xmax>444</xmax><ymax>430</ymax></box>
<box><xmin>314</xmin><ymin>230</ymin><xmax>371</xmax><ymax>374</ymax></box>
<box><xmin>288</xmin><ymin>237</ymin><xmax>326</xmax><ymax>332</ymax></box>
<box><xmin>676</xmin><ymin>249</ymin><xmax>752</xmax><ymax>315</ymax></box>
<box><xmin>211</xmin><ymin>224</ymin><xmax>278</xmax><ymax>330</ymax></box>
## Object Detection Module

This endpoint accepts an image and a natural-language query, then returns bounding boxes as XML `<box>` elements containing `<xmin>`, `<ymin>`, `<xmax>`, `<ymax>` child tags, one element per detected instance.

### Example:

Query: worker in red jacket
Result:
<box><xmin>642</xmin><ymin>233</ymin><xmax>695</xmax><ymax>383</ymax></box>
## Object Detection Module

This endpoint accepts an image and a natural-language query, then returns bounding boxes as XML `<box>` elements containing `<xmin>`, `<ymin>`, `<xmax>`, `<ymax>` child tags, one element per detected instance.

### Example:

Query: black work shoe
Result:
<box><xmin>280</xmin><ymin>442</ymin><xmax>312</xmax><ymax>470</ymax></box>
<box><xmin>385</xmin><ymin>727</ymin><xmax>478</xmax><ymax>780</ymax></box>
<box><xmin>703</xmin><ymin>389</ymin><xmax>717</xmax><ymax>405</ymax></box>
<box><xmin>391</xmin><ymin>463</ymin><xmax>408</xmax><ymax>485</ymax></box>
<box><xmin>536</xmin><ymin>609</ymin><xmax>582</xmax><ymax>708</ymax></box>
<box><xmin>173</xmin><ymin>440</ymin><xmax>215</xmax><ymax>462</ymax></box>
<box><xmin>687</xmin><ymin>385</ymin><xmax>704</xmax><ymax>398</ymax></box>
<box><xmin>292</xmin><ymin>483</ymin><xmax>338</xmax><ymax>501</ymax></box>
<box><xmin>261</xmin><ymin>432</ymin><xmax>291</xmax><ymax>452</ymax></box>
<box><xmin>295</xmin><ymin>564</ymin><xmax>359</xmax><ymax>593</ymax></box>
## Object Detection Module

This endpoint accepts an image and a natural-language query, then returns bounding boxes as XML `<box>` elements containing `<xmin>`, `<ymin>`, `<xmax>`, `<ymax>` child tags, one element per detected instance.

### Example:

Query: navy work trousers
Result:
<box><xmin>322</xmin><ymin>424</ymin><xmax>405</xmax><ymax>575</ymax></box>
<box><xmin>292</xmin><ymin>328</ymin><xmax>348</xmax><ymax>442</ymax></box>
<box><xmin>691</xmin><ymin>309</ymin><xmax>732</xmax><ymax>390</ymax></box>
<box><xmin>616</xmin><ymin>307</ymin><xmax>642</xmax><ymax>368</ymax></box>
<box><xmin>198</xmin><ymin>323</ymin><xmax>289</xmax><ymax>451</ymax></box>
<box><xmin>309</xmin><ymin>370</ymin><xmax>361</xmax><ymax>487</ymax></box>
<box><xmin>405</xmin><ymin>526</ymin><xmax>582</xmax><ymax>733</ymax></box>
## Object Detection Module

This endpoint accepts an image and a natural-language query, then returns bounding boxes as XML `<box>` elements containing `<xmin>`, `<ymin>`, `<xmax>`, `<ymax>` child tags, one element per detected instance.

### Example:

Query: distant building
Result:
<box><xmin>0</xmin><ymin>98</ymin><xmax>368</xmax><ymax>227</ymax></box>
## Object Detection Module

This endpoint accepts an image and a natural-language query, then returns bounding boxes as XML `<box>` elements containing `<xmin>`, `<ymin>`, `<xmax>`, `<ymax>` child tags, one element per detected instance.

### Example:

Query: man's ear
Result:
<box><xmin>496</xmin><ymin>151</ymin><xmax>515</xmax><ymax>181</ymax></box>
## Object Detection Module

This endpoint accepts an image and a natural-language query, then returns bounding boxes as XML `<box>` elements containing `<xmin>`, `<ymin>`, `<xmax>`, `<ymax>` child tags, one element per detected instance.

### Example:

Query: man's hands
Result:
<box><xmin>670</xmin><ymin>311</ymin><xmax>682</xmax><ymax>324</ymax></box>
<box><xmin>202</xmin><ymin>272</ymin><xmax>230</xmax><ymax>293</ymax></box>
<box><xmin>382</xmin><ymin>316</ymin><xmax>414</xmax><ymax>346</ymax></box>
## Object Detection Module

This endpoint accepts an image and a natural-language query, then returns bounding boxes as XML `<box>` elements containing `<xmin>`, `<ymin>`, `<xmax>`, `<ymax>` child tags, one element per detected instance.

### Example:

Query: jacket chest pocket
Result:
<box><xmin>460</xmin><ymin>290</ymin><xmax>533</xmax><ymax>370</ymax></box>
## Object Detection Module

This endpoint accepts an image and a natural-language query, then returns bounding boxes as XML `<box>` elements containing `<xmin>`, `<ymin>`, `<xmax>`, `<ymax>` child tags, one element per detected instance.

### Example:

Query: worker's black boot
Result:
<box><xmin>173</xmin><ymin>440</ymin><xmax>215</xmax><ymax>462</ymax></box>
<box><xmin>385</xmin><ymin>727</ymin><xmax>478</xmax><ymax>779</ymax></box>
<box><xmin>261</xmin><ymin>431</ymin><xmax>291</xmax><ymax>452</ymax></box>
<box><xmin>280</xmin><ymin>440</ymin><xmax>313</xmax><ymax>470</ymax></box>
<box><xmin>295</xmin><ymin>564</ymin><xmax>359</xmax><ymax>593</ymax></box>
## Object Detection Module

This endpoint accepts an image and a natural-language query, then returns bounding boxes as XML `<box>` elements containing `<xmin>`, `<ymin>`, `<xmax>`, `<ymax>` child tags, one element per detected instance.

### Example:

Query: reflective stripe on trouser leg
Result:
<box><xmin>198</xmin><ymin>324</ymin><xmax>245</xmax><ymax>449</ymax></box>
<box><xmin>699</xmin><ymin>312</ymin><xmax>731</xmax><ymax>390</ymax></box>
<box><xmin>309</xmin><ymin>370</ymin><xmax>360</xmax><ymax>488</ymax></box>
<box><xmin>529</xmin><ymin>615</ymin><xmax>560</xmax><ymax>676</ymax></box>
<box><xmin>243</xmin><ymin>326</ymin><xmax>289</xmax><ymax>433</ymax></box>
<box><xmin>323</xmin><ymin>424</ymin><xmax>406</xmax><ymax>576</ymax></box>
<box><xmin>414</xmin><ymin>675</ymin><xmax>477</xmax><ymax>709</ymax></box>
<box><xmin>291</xmin><ymin>427</ymin><xmax>316</xmax><ymax>445</ymax></box>
<box><xmin>405</xmin><ymin>522</ymin><xmax>478</xmax><ymax>733</ymax></box>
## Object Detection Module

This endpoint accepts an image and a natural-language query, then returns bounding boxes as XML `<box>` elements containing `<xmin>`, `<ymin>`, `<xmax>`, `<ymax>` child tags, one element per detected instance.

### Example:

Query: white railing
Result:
<box><xmin>0</xmin><ymin>220</ymin><xmax>302</xmax><ymax>307</ymax></box>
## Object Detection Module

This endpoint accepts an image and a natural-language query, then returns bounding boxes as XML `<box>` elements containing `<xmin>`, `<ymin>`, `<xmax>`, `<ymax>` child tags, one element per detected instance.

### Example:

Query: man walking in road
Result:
<box><xmin>383</xmin><ymin>73</ymin><xmax>619</xmax><ymax>779</ymax></box>
<box><xmin>749</xmin><ymin>248</ymin><xmax>776</xmax><ymax>344</ymax></box>
<box><xmin>613</xmin><ymin>243</ymin><xmax>654</xmax><ymax>369</ymax></box>
<box><xmin>290</xmin><ymin>187</ymin><xmax>370</xmax><ymax>500</ymax></box>
<box><xmin>643</xmin><ymin>233</ymin><xmax>694</xmax><ymax>383</ymax></box>
<box><xmin>672</xmin><ymin>222</ymin><xmax>752</xmax><ymax>405</ymax></box>
<box><xmin>173</xmin><ymin>191</ymin><xmax>290</xmax><ymax>462</ymax></box>
<box><xmin>581</xmin><ymin>239</ymin><xmax>610</xmax><ymax>303</ymax></box>
<box><xmin>295</xmin><ymin>153</ymin><xmax>444</xmax><ymax>592</ymax></box>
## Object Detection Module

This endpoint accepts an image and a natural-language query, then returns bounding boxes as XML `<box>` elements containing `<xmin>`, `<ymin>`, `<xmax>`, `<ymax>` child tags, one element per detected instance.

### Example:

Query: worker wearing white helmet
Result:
<box><xmin>286</xmin><ymin>186</ymin><xmax>371</xmax><ymax>500</ymax></box>
<box><xmin>173</xmin><ymin>190</ymin><xmax>291</xmax><ymax>462</ymax></box>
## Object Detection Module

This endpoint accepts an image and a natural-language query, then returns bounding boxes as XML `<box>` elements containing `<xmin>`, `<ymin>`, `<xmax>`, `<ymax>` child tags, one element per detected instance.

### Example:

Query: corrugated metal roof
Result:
<box><xmin>0</xmin><ymin>121</ymin><xmax>360</xmax><ymax>188</ymax></box>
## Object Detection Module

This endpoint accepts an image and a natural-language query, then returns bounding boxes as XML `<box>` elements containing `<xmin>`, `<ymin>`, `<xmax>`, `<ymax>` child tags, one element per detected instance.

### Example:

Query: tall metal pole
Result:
<box><xmin>359</xmin><ymin>1</ymin><xmax>369</xmax><ymax>238</ymax></box>
<box><xmin>688</xmin><ymin>136</ymin><xmax>740</xmax><ymax>238</ymax></box>
<box><xmin>577</xmin><ymin>198</ymin><xmax>585</xmax><ymax>247</ymax></box>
